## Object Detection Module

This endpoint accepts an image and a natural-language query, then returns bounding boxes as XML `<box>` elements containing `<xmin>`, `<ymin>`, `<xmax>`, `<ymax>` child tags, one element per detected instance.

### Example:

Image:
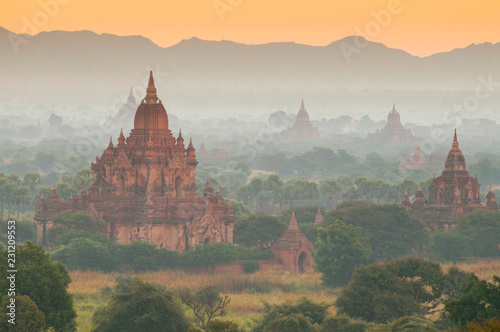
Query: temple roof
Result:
<box><xmin>296</xmin><ymin>99</ymin><xmax>311</xmax><ymax>123</ymax></box>
<box><xmin>444</xmin><ymin>129</ymin><xmax>467</xmax><ymax>172</ymax></box>
<box><xmin>272</xmin><ymin>212</ymin><xmax>313</xmax><ymax>251</ymax></box>
<box><xmin>133</xmin><ymin>71</ymin><xmax>169</xmax><ymax>131</ymax></box>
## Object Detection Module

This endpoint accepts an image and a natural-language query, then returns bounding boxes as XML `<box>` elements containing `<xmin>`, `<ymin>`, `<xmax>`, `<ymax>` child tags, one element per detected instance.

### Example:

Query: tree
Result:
<box><xmin>390</xmin><ymin>316</ymin><xmax>437</xmax><ymax>331</ymax></box>
<box><xmin>263</xmin><ymin>313</ymin><xmax>316</xmax><ymax>332</ymax></box>
<box><xmin>55</xmin><ymin>181</ymin><xmax>78</xmax><ymax>201</ymax></box>
<box><xmin>115</xmin><ymin>241</ymin><xmax>179</xmax><ymax>272</ymax></box>
<box><xmin>326</xmin><ymin>201</ymin><xmax>429</xmax><ymax>261</ymax></box>
<box><xmin>233</xmin><ymin>214</ymin><xmax>287</xmax><ymax>249</ymax></box>
<box><xmin>72</xmin><ymin>168</ymin><xmax>93</xmax><ymax>190</ymax></box>
<box><xmin>180</xmin><ymin>286</ymin><xmax>231</xmax><ymax>331</ymax></box>
<box><xmin>336</xmin><ymin>257</ymin><xmax>459</xmax><ymax>324</ymax></box>
<box><xmin>321</xmin><ymin>315</ymin><xmax>371</xmax><ymax>332</ymax></box>
<box><xmin>428</xmin><ymin>230</ymin><xmax>472</xmax><ymax>262</ymax></box>
<box><xmin>207</xmin><ymin>319</ymin><xmax>241</xmax><ymax>332</ymax></box>
<box><xmin>319</xmin><ymin>179</ymin><xmax>342</xmax><ymax>208</ymax></box>
<box><xmin>181</xmin><ymin>243</ymin><xmax>241</xmax><ymax>273</ymax></box>
<box><xmin>466</xmin><ymin>318</ymin><xmax>500</xmax><ymax>332</ymax></box>
<box><xmin>47</xmin><ymin>211</ymin><xmax>106</xmax><ymax>247</ymax></box>
<box><xmin>51</xmin><ymin>238</ymin><xmax>118</xmax><ymax>271</ymax></box>
<box><xmin>34</xmin><ymin>151</ymin><xmax>57</xmax><ymax>172</ymax></box>
<box><xmin>444</xmin><ymin>274</ymin><xmax>500</xmax><ymax>327</ymax></box>
<box><xmin>456</xmin><ymin>209</ymin><xmax>500</xmax><ymax>257</ymax></box>
<box><xmin>92</xmin><ymin>278</ymin><xmax>189</xmax><ymax>332</ymax></box>
<box><xmin>12</xmin><ymin>185</ymin><xmax>28</xmax><ymax>219</ymax></box>
<box><xmin>23</xmin><ymin>172</ymin><xmax>42</xmax><ymax>197</ymax></box>
<box><xmin>313</xmin><ymin>220</ymin><xmax>372</xmax><ymax>288</ymax></box>
<box><xmin>0</xmin><ymin>241</ymin><xmax>76</xmax><ymax>331</ymax></box>
<box><xmin>0</xmin><ymin>295</ymin><xmax>45</xmax><ymax>331</ymax></box>
<box><xmin>253</xmin><ymin>297</ymin><xmax>330</xmax><ymax>332</ymax></box>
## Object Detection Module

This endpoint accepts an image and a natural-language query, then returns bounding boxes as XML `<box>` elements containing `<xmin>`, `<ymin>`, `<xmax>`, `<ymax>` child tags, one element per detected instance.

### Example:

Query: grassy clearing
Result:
<box><xmin>69</xmin><ymin>261</ymin><xmax>500</xmax><ymax>331</ymax></box>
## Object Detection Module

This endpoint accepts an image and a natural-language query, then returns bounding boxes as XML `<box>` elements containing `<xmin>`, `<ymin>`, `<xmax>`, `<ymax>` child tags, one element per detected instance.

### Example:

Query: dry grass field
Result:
<box><xmin>68</xmin><ymin>261</ymin><xmax>500</xmax><ymax>331</ymax></box>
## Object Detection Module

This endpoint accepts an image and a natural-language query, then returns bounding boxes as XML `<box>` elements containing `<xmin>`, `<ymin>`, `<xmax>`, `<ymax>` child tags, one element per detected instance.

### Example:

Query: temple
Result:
<box><xmin>400</xmin><ymin>144</ymin><xmax>427</xmax><ymax>172</ymax></box>
<box><xmin>35</xmin><ymin>72</ymin><xmax>235</xmax><ymax>252</ymax></box>
<box><xmin>104</xmin><ymin>88</ymin><xmax>138</xmax><ymax>133</ymax></box>
<box><xmin>280</xmin><ymin>100</ymin><xmax>320</xmax><ymax>141</ymax></box>
<box><xmin>314</xmin><ymin>207</ymin><xmax>323</xmax><ymax>225</ymax></box>
<box><xmin>402</xmin><ymin>130</ymin><xmax>498</xmax><ymax>229</ymax></box>
<box><xmin>198</xmin><ymin>142</ymin><xmax>209</xmax><ymax>156</ymax></box>
<box><xmin>271</xmin><ymin>212</ymin><xmax>314</xmax><ymax>273</ymax></box>
<box><xmin>367</xmin><ymin>103</ymin><xmax>414</xmax><ymax>144</ymax></box>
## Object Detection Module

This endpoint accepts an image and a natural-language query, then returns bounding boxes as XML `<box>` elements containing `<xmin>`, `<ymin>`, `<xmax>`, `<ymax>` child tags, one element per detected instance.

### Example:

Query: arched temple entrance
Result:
<box><xmin>298</xmin><ymin>251</ymin><xmax>309</xmax><ymax>274</ymax></box>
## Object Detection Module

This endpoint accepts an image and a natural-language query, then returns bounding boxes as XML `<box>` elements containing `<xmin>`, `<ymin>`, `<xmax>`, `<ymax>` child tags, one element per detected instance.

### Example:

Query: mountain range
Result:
<box><xmin>2</xmin><ymin>27</ymin><xmax>500</xmax><ymax>91</ymax></box>
<box><xmin>0</xmin><ymin>27</ymin><xmax>499</xmax><ymax>122</ymax></box>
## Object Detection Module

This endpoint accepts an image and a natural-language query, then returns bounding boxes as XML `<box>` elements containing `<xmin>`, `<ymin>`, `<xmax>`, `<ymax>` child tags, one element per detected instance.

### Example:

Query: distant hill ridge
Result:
<box><xmin>1</xmin><ymin>27</ymin><xmax>500</xmax><ymax>96</ymax></box>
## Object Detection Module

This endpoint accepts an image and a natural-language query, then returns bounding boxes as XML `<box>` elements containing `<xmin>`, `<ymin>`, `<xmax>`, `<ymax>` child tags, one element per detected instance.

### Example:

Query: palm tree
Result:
<box><xmin>23</xmin><ymin>173</ymin><xmax>42</xmax><ymax>208</ymax></box>
<box><xmin>13</xmin><ymin>186</ymin><xmax>29</xmax><ymax>219</ymax></box>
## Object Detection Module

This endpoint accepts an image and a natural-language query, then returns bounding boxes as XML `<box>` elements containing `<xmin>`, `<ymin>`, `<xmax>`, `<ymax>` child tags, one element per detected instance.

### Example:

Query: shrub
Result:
<box><xmin>243</xmin><ymin>261</ymin><xmax>260</xmax><ymax>274</ymax></box>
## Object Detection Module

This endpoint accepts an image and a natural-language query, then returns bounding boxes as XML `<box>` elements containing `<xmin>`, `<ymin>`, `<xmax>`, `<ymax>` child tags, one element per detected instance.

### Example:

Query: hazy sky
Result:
<box><xmin>2</xmin><ymin>0</ymin><xmax>500</xmax><ymax>56</ymax></box>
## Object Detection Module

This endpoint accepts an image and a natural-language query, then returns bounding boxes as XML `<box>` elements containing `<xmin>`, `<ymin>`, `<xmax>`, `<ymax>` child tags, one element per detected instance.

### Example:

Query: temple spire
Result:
<box><xmin>289</xmin><ymin>212</ymin><xmax>298</xmax><ymax>229</ymax></box>
<box><xmin>314</xmin><ymin>207</ymin><xmax>323</xmax><ymax>225</ymax></box>
<box><xmin>392</xmin><ymin>103</ymin><xmax>396</xmax><ymax>112</ymax></box>
<box><xmin>145</xmin><ymin>71</ymin><xmax>158</xmax><ymax>104</ymax></box>
<box><xmin>108</xmin><ymin>136</ymin><xmax>113</xmax><ymax>148</ymax></box>
<box><xmin>127</xmin><ymin>87</ymin><xmax>136</xmax><ymax>104</ymax></box>
<box><xmin>186</xmin><ymin>138</ymin><xmax>196</xmax><ymax>159</ymax></box>
<box><xmin>118</xmin><ymin>128</ymin><xmax>126</xmax><ymax>147</ymax></box>
<box><xmin>301</xmin><ymin>98</ymin><xmax>305</xmax><ymax>110</ymax></box>
<box><xmin>452</xmin><ymin>129</ymin><xmax>459</xmax><ymax>149</ymax></box>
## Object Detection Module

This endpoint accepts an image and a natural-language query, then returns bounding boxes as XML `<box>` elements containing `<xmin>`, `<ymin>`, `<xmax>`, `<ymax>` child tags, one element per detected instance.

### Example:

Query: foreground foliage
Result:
<box><xmin>313</xmin><ymin>220</ymin><xmax>372</xmax><ymax>287</ymax></box>
<box><xmin>252</xmin><ymin>297</ymin><xmax>330</xmax><ymax>332</ymax></box>
<box><xmin>180</xmin><ymin>286</ymin><xmax>231</xmax><ymax>331</ymax></box>
<box><xmin>92</xmin><ymin>278</ymin><xmax>189</xmax><ymax>332</ymax></box>
<box><xmin>444</xmin><ymin>274</ymin><xmax>500</xmax><ymax>327</ymax></box>
<box><xmin>0</xmin><ymin>241</ymin><xmax>76</xmax><ymax>331</ymax></box>
<box><xmin>336</xmin><ymin>256</ymin><xmax>468</xmax><ymax>324</ymax></box>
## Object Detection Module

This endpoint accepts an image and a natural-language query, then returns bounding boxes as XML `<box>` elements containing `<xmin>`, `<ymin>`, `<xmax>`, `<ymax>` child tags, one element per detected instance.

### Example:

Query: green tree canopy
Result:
<box><xmin>92</xmin><ymin>278</ymin><xmax>189</xmax><ymax>332</ymax></box>
<box><xmin>234</xmin><ymin>214</ymin><xmax>287</xmax><ymax>249</ymax></box>
<box><xmin>313</xmin><ymin>220</ymin><xmax>372</xmax><ymax>288</ymax></box>
<box><xmin>0</xmin><ymin>241</ymin><xmax>76</xmax><ymax>331</ymax></box>
<box><xmin>253</xmin><ymin>297</ymin><xmax>330</xmax><ymax>332</ymax></box>
<box><xmin>427</xmin><ymin>230</ymin><xmax>472</xmax><ymax>263</ymax></box>
<box><xmin>181</xmin><ymin>243</ymin><xmax>242</xmax><ymax>273</ymax></box>
<box><xmin>326</xmin><ymin>201</ymin><xmax>429</xmax><ymax>260</ymax></box>
<box><xmin>0</xmin><ymin>295</ymin><xmax>46</xmax><ymax>331</ymax></box>
<box><xmin>456</xmin><ymin>209</ymin><xmax>500</xmax><ymax>257</ymax></box>
<box><xmin>336</xmin><ymin>257</ymin><xmax>463</xmax><ymax>324</ymax></box>
<box><xmin>444</xmin><ymin>274</ymin><xmax>500</xmax><ymax>327</ymax></box>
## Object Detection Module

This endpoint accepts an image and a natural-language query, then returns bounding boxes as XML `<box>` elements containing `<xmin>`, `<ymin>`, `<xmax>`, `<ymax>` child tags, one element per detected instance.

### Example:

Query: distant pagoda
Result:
<box><xmin>280</xmin><ymin>100</ymin><xmax>319</xmax><ymax>141</ymax></box>
<box><xmin>104</xmin><ymin>88</ymin><xmax>138</xmax><ymax>133</ymax></box>
<box><xmin>367</xmin><ymin>103</ymin><xmax>414</xmax><ymax>144</ymax></box>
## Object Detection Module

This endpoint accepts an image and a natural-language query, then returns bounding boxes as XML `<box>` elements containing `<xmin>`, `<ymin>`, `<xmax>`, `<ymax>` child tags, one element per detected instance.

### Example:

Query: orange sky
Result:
<box><xmin>2</xmin><ymin>0</ymin><xmax>500</xmax><ymax>56</ymax></box>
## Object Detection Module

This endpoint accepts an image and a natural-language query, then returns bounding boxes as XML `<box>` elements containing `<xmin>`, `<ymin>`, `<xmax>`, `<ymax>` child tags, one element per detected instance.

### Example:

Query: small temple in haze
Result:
<box><xmin>402</xmin><ymin>130</ymin><xmax>498</xmax><ymax>229</ymax></box>
<box><xmin>400</xmin><ymin>145</ymin><xmax>438</xmax><ymax>172</ymax></box>
<box><xmin>280</xmin><ymin>100</ymin><xmax>320</xmax><ymax>141</ymax></box>
<box><xmin>35</xmin><ymin>72</ymin><xmax>235</xmax><ymax>253</ymax></box>
<box><xmin>367</xmin><ymin>103</ymin><xmax>414</xmax><ymax>144</ymax></box>
<box><xmin>104</xmin><ymin>88</ymin><xmax>138</xmax><ymax>133</ymax></box>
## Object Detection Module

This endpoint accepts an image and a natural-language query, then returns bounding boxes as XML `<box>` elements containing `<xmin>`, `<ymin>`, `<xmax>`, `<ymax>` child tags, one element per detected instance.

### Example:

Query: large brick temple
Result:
<box><xmin>35</xmin><ymin>72</ymin><xmax>235</xmax><ymax>252</ymax></box>
<box><xmin>402</xmin><ymin>130</ymin><xmax>498</xmax><ymax>229</ymax></box>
